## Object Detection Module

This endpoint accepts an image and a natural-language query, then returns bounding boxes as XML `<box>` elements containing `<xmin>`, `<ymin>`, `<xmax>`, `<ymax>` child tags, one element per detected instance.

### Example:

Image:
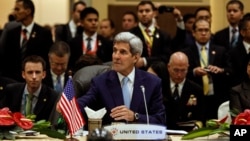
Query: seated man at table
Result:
<box><xmin>57</xmin><ymin>32</ymin><xmax>165</xmax><ymax>127</ymax></box>
<box><xmin>164</xmin><ymin>52</ymin><xmax>204</xmax><ymax>130</ymax></box>
<box><xmin>2</xmin><ymin>55</ymin><xmax>58</xmax><ymax>121</ymax></box>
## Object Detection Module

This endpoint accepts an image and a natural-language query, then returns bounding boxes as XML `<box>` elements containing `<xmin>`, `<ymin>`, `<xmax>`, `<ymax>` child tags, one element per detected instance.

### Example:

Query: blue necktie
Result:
<box><xmin>122</xmin><ymin>77</ymin><xmax>130</xmax><ymax>108</ymax></box>
<box><xmin>231</xmin><ymin>28</ymin><xmax>237</xmax><ymax>48</ymax></box>
<box><xmin>55</xmin><ymin>75</ymin><xmax>63</xmax><ymax>93</ymax></box>
<box><xmin>87</xmin><ymin>37</ymin><xmax>92</xmax><ymax>51</ymax></box>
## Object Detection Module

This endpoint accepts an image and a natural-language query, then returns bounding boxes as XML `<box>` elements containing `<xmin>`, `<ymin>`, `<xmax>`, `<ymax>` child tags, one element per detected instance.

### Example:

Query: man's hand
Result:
<box><xmin>193</xmin><ymin>67</ymin><xmax>208</xmax><ymax>76</ymax></box>
<box><xmin>110</xmin><ymin>105</ymin><xmax>135</xmax><ymax>122</ymax></box>
<box><xmin>56</xmin><ymin>102</ymin><xmax>61</xmax><ymax>113</ymax></box>
<box><xmin>135</xmin><ymin>57</ymin><xmax>145</xmax><ymax>68</ymax></box>
<box><xmin>172</xmin><ymin>7</ymin><xmax>183</xmax><ymax>22</ymax></box>
<box><xmin>206</xmin><ymin>65</ymin><xmax>224</xmax><ymax>74</ymax></box>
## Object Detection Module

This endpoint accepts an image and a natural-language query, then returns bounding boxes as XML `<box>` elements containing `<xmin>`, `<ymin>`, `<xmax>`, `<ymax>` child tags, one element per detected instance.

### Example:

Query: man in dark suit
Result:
<box><xmin>130</xmin><ymin>1</ymin><xmax>172</xmax><ymax>69</ymax></box>
<box><xmin>165</xmin><ymin>52</ymin><xmax>204</xmax><ymax>130</ymax></box>
<box><xmin>1</xmin><ymin>0</ymin><xmax>53</xmax><ymax>82</ymax></box>
<box><xmin>55</xmin><ymin>1</ymin><xmax>86</xmax><ymax>43</ymax></box>
<box><xmin>230</xmin><ymin>54</ymin><xmax>250</xmax><ymax>113</ymax></box>
<box><xmin>182</xmin><ymin>19</ymin><xmax>231</xmax><ymax>120</ymax></box>
<box><xmin>60</xmin><ymin>32</ymin><xmax>165</xmax><ymax>127</ymax></box>
<box><xmin>69</xmin><ymin>7</ymin><xmax>113</xmax><ymax>70</ymax></box>
<box><xmin>0</xmin><ymin>76</ymin><xmax>17</xmax><ymax>107</ymax></box>
<box><xmin>213</xmin><ymin>0</ymin><xmax>244</xmax><ymax>51</ymax></box>
<box><xmin>227</xmin><ymin>14</ymin><xmax>250</xmax><ymax>87</ymax></box>
<box><xmin>2</xmin><ymin>55</ymin><xmax>58</xmax><ymax>122</ymax></box>
<box><xmin>43</xmin><ymin>41</ymin><xmax>70</xmax><ymax>93</ymax></box>
<box><xmin>42</xmin><ymin>41</ymin><xmax>71</xmax><ymax>133</ymax></box>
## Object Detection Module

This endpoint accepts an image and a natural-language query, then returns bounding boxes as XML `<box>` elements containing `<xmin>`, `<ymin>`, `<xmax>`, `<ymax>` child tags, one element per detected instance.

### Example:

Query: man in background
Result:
<box><xmin>121</xmin><ymin>11</ymin><xmax>138</xmax><ymax>31</ymax></box>
<box><xmin>0</xmin><ymin>0</ymin><xmax>53</xmax><ymax>82</ymax></box>
<box><xmin>43</xmin><ymin>41</ymin><xmax>70</xmax><ymax>93</ymax></box>
<box><xmin>213</xmin><ymin>0</ymin><xmax>244</xmax><ymax>51</ymax></box>
<box><xmin>99</xmin><ymin>18</ymin><xmax>116</xmax><ymax>42</ymax></box>
<box><xmin>55</xmin><ymin>1</ymin><xmax>86</xmax><ymax>44</ymax></box>
<box><xmin>130</xmin><ymin>0</ymin><xmax>172</xmax><ymax>69</ymax></box>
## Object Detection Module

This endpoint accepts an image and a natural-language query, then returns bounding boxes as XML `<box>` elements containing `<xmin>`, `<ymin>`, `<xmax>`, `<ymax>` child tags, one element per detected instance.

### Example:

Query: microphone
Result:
<box><xmin>140</xmin><ymin>85</ymin><xmax>149</xmax><ymax>125</ymax></box>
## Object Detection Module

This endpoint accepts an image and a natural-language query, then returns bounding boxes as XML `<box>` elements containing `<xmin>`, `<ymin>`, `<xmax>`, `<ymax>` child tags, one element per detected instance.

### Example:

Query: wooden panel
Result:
<box><xmin>108</xmin><ymin>5</ymin><xmax>209</xmax><ymax>38</ymax></box>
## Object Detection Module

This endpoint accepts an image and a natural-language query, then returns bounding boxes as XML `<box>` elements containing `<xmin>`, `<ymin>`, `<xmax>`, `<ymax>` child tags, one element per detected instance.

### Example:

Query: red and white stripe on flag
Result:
<box><xmin>59</xmin><ymin>77</ymin><xmax>85</xmax><ymax>135</ymax></box>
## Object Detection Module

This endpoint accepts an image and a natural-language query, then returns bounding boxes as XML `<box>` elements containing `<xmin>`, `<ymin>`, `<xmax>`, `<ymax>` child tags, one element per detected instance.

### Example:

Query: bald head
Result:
<box><xmin>168</xmin><ymin>52</ymin><xmax>189</xmax><ymax>83</ymax></box>
<box><xmin>169</xmin><ymin>52</ymin><xmax>189</xmax><ymax>66</ymax></box>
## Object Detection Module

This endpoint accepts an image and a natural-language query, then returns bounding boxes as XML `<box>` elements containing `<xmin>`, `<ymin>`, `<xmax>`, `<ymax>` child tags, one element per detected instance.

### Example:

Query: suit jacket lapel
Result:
<box><xmin>107</xmin><ymin>71</ymin><xmax>124</xmax><ymax>106</ymax></box>
<box><xmin>209</xmin><ymin>43</ymin><xmax>216</xmax><ymax>64</ymax></box>
<box><xmin>34</xmin><ymin>85</ymin><xmax>47</xmax><ymax>115</ymax></box>
<box><xmin>130</xmin><ymin>69</ymin><xmax>144</xmax><ymax>112</ymax></box>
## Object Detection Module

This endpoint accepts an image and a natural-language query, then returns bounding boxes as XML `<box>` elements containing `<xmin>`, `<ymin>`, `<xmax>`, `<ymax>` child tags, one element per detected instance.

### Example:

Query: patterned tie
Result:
<box><xmin>25</xmin><ymin>94</ymin><xmax>33</xmax><ymax>116</ymax></box>
<box><xmin>173</xmin><ymin>84</ymin><xmax>179</xmax><ymax>100</ymax></box>
<box><xmin>86</xmin><ymin>37</ymin><xmax>92</xmax><ymax>51</ymax></box>
<box><xmin>144</xmin><ymin>28</ymin><xmax>152</xmax><ymax>56</ymax></box>
<box><xmin>55</xmin><ymin>75</ymin><xmax>63</xmax><ymax>93</ymax></box>
<box><xmin>21</xmin><ymin>29</ymin><xmax>28</xmax><ymax>59</ymax></box>
<box><xmin>200</xmin><ymin>46</ymin><xmax>209</xmax><ymax>95</ymax></box>
<box><xmin>122</xmin><ymin>77</ymin><xmax>130</xmax><ymax>108</ymax></box>
<box><xmin>231</xmin><ymin>28</ymin><xmax>237</xmax><ymax>48</ymax></box>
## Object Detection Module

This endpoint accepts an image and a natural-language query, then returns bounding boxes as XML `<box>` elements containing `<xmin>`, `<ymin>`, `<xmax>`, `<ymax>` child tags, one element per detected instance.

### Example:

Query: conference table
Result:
<box><xmin>4</xmin><ymin>133</ymin><xmax>229</xmax><ymax>141</ymax></box>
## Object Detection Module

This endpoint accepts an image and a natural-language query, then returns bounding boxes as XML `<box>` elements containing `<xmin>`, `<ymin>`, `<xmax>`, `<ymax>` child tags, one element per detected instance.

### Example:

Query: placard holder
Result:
<box><xmin>104</xmin><ymin>124</ymin><xmax>166</xmax><ymax>140</ymax></box>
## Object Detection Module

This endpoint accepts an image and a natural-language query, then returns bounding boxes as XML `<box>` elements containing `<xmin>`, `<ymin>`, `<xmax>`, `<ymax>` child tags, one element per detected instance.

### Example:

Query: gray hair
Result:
<box><xmin>114</xmin><ymin>32</ymin><xmax>143</xmax><ymax>56</ymax></box>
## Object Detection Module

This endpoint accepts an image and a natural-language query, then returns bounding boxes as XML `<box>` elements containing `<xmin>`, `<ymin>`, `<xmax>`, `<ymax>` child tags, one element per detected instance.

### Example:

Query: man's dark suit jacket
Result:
<box><xmin>77</xmin><ymin>69</ymin><xmax>165</xmax><ymax>126</ymax></box>
<box><xmin>55</xmin><ymin>23</ymin><xmax>83</xmax><ymax>44</ymax></box>
<box><xmin>69</xmin><ymin>34</ymin><xmax>113</xmax><ymax>70</ymax></box>
<box><xmin>171</xmin><ymin>27</ymin><xmax>195</xmax><ymax>52</ymax></box>
<box><xmin>230</xmin><ymin>79</ymin><xmax>250</xmax><ymax>113</ymax></box>
<box><xmin>42</xmin><ymin>69</ymin><xmax>69</xmax><ymax>91</ymax></box>
<box><xmin>213</xmin><ymin>27</ymin><xmax>242</xmax><ymax>51</ymax></box>
<box><xmin>1</xmin><ymin>23</ymin><xmax>53</xmax><ymax>81</ymax></box>
<box><xmin>181</xmin><ymin>43</ymin><xmax>231</xmax><ymax>114</ymax></box>
<box><xmin>130</xmin><ymin>26</ymin><xmax>172</xmax><ymax>67</ymax></box>
<box><xmin>227</xmin><ymin>42</ymin><xmax>249</xmax><ymax>87</ymax></box>
<box><xmin>0</xmin><ymin>76</ymin><xmax>17</xmax><ymax>107</ymax></box>
<box><xmin>2</xmin><ymin>83</ymin><xmax>58</xmax><ymax>122</ymax></box>
<box><xmin>164</xmin><ymin>79</ymin><xmax>204</xmax><ymax>130</ymax></box>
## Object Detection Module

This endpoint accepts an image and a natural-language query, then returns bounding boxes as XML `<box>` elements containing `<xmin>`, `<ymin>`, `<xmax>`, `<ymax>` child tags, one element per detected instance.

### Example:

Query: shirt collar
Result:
<box><xmin>22</xmin><ymin>21</ymin><xmax>35</xmax><ymax>34</ymax></box>
<box><xmin>195</xmin><ymin>42</ymin><xmax>210</xmax><ymax>50</ymax></box>
<box><xmin>229</xmin><ymin>26</ymin><xmax>238</xmax><ymax>32</ymax></box>
<box><xmin>139</xmin><ymin>22</ymin><xmax>155</xmax><ymax>33</ymax></box>
<box><xmin>24</xmin><ymin>83</ymin><xmax>42</xmax><ymax>98</ymax></box>
<box><xmin>117</xmin><ymin>67</ymin><xmax>135</xmax><ymax>85</ymax></box>
<box><xmin>243</xmin><ymin>41</ymin><xmax>250</xmax><ymax>53</ymax></box>
<box><xmin>170</xmin><ymin>78</ymin><xmax>185</xmax><ymax>89</ymax></box>
<box><xmin>50</xmin><ymin>70</ymin><xmax>65</xmax><ymax>82</ymax></box>
<box><xmin>83</xmin><ymin>32</ymin><xmax>97</xmax><ymax>40</ymax></box>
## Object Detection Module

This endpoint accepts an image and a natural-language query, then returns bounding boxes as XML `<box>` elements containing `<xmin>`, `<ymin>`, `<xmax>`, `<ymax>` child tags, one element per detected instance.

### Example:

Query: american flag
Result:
<box><xmin>59</xmin><ymin>77</ymin><xmax>85</xmax><ymax>135</ymax></box>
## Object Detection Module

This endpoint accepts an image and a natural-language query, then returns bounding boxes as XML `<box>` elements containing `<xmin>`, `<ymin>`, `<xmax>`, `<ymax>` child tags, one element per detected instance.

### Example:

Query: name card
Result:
<box><xmin>104</xmin><ymin>124</ymin><xmax>166</xmax><ymax>140</ymax></box>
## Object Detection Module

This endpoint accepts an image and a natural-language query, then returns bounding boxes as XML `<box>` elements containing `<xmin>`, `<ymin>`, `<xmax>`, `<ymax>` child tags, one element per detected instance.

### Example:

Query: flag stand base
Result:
<box><xmin>64</xmin><ymin>137</ymin><xmax>79</xmax><ymax>141</ymax></box>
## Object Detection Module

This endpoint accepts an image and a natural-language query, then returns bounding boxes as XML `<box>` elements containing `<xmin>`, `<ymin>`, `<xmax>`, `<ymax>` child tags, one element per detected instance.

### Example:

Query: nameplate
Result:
<box><xmin>230</xmin><ymin>125</ymin><xmax>250</xmax><ymax>141</ymax></box>
<box><xmin>104</xmin><ymin>124</ymin><xmax>166</xmax><ymax>140</ymax></box>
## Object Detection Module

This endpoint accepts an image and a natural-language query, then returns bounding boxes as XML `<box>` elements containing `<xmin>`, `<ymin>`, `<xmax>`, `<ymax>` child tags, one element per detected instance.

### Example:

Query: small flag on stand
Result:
<box><xmin>59</xmin><ymin>76</ymin><xmax>85</xmax><ymax>136</ymax></box>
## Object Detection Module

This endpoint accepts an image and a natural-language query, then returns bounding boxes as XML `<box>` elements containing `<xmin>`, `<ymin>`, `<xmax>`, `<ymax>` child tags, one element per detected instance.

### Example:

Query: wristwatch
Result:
<box><xmin>134</xmin><ymin>112</ymin><xmax>140</xmax><ymax>121</ymax></box>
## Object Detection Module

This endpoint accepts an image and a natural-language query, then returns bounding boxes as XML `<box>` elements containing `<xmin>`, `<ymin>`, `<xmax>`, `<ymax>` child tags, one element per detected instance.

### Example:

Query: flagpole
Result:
<box><xmin>62</xmin><ymin>70</ymin><xmax>82</xmax><ymax>141</ymax></box>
